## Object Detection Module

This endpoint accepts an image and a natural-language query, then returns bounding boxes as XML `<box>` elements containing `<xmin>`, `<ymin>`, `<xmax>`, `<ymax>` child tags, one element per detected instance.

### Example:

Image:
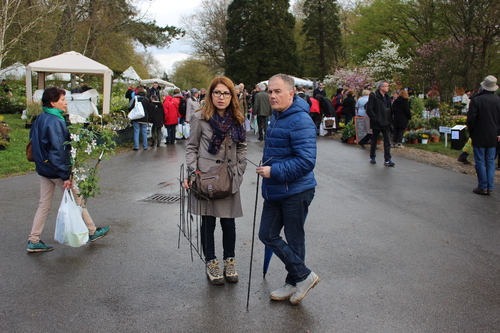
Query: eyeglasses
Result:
<box><xmin>212</xmin><ymin>91</ymin><xmax>232</xmax><ymax>99</ymax></box>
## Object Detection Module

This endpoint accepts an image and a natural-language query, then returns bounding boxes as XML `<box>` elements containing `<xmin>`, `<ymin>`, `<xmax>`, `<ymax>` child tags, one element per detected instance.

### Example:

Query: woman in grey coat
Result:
<box><xmin>182</xmin><ymin>76</ymin><xmax>248</xmax><ymax>285</ymax></box>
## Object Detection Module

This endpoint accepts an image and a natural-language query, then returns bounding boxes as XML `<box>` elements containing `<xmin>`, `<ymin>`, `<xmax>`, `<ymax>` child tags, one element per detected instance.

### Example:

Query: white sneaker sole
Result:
<box><xmin>289</xmin><ymin>275</ymin><xmax>321</xmax><ymax>305</ymax></box>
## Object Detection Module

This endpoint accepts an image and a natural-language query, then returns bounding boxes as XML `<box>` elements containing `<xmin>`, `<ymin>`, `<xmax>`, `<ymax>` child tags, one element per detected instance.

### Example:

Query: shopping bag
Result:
<box><xmin>175</xmin><ymin>124</ymin><xmax>184</xmax><ymax>139</ymax></box>
<box><xmin>127</xmin><ymin>96</ymin><xmax>145</xmax><ymax>120</ymax></box>
<box><xmin>161</xmin><ymin>126</ymin><xmax>168</xmax><ymax>140</ymax></box>
<box><xmin>182</xmin><ymin>123</ymin><xmax>190</xmax><ymax>139</ymax></box>
<box><xmin>54</xmin><ymin>190</ymin><xmax>89</xmax><ymax>247</ymax></box>
<box><xmin>244</xmin><ymin>118</ymin><xmax>251</xmax><ymax>132</ymax></box>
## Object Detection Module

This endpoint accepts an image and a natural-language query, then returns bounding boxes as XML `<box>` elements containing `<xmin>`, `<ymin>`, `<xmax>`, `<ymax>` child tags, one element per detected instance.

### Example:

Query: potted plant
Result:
<box><xmin>25</xmin><ymin>101</ymin><xmax>43</xmax><ymax>128</ymax></box>
<box><xmin>421</xmin><ymin>133</ymin><xmax>429</xmax><ymax>144</ymax></box>
<box><xmin>424</xmin><ymin>97</ymin><xmax>440</xmax><ymax>111</ymax></box>
<box><xmin>405</xmin><ymin>130</ymin><xmax>418</xmax><ymax>144</ymax></box>
<box><xmin>0</xmin><ymin>138</ymin><xmax>9</xmax><ymax>150</ymax></box>
<box><xmin>341</xmin><ymin>122</ymin><xmax>356</xmax><ymax>143</ymax></box>
<box><xmin>0</xmin><ymin>121</ymin><xmax>12</xmax><ymax>142</ymax></box>
<box><xmin>430</xmin><ymin>129</ymin><xmax>440</xmax><ymax>142</ymax></box>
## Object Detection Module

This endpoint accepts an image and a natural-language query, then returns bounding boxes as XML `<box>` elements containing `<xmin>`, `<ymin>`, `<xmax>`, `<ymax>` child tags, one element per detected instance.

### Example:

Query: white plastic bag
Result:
<box><xmin>127</xmin><ymin>96</ymin><xmax>145</xmax><ymax>121</ymax></box>
<box><xmin>54</xmin><ymin>190</ymin><xmax>89</xmax><ymax>247</ymax></box>
<box><xmin>244</xmin><ymin>118</ymin><xmax>251</xmax><ymax>132</ymax></box>
<box><xmin>182</xmin><ymin>123</ymin><xmax>190</xmax><ymax>139</ymax></box>
<box><xmin>161</xmin><ymin>126</ymin><xmax>168</xmax><ymax>140</ymax></box>
<box><xmin>175</xmin><ymin>124</ymin><xmax>184</xmax><ymax>139</ymax></box>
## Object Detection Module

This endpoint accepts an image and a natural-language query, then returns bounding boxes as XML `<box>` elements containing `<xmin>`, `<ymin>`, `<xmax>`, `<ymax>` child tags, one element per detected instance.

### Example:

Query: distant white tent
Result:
<box><xmin>121</xmin><ymin>66</ymin><xmax>141</xmax><ymax>82</ymax></box>
<box><xmin>140</xmin><ymin>78</ymin><xmax>175</xmax><ymax>88</ymax></box>
<box><xmin>25</xmin><ymin>51</ymin><xmax>113</xmax><ymax>114</ymax></box>
<box><xmin>258</xmin><ymin>76</ymin><xmax>314</xmax><ymax>88</ymax></box>
<box><xmin>0</xmin><ymin>62</ymin><xmax>26</xmax><ymax>80</ymax></box>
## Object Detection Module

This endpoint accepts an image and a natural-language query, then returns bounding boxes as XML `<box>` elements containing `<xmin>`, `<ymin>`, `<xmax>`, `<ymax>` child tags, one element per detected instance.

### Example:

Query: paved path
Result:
<box><xmin>1</xmin><ymin>134</ymin><xmax>499</xmax><ymax>332</ymax></box>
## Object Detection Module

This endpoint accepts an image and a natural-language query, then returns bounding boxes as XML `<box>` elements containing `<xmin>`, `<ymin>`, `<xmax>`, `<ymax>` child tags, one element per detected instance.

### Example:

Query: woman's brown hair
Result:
<box><xmin>200</xmin><ymin>76</ymin><xmax>245</xmax><ymax>125</ymax></box>
<box><xmin>399</xmin><ymin>90</ymin><xmax>409</xmax><ymax>99</ymax></box>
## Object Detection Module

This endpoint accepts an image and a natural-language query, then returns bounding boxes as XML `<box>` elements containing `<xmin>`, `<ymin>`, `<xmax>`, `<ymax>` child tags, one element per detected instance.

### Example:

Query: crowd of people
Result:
<box><xmin>25</xmin><ymin>73</ymin><xmax>499</xmax><ymax>310</ymax></box>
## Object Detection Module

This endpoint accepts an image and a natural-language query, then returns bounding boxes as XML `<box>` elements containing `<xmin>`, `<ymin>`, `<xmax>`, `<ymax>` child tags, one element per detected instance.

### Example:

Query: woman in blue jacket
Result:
<box><xmin>27</xmin><ymin>87</ymin><xmax>109</xmax><ymax>252</ymax></box>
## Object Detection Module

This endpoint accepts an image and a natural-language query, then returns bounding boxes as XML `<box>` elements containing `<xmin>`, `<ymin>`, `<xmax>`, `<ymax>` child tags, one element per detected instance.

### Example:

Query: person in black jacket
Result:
<box><xmin>342</xmin><ymin>90</ymin><xmax>356</xmax><ymax>124</ymax></box>
<box><xmin>149</xmin><ymin>95</ymin><xmax>165</xmax><ymax>147</ymax></box>
<box><xmin>466</xmin><ymin>75</ymin><xmax>500</xmax><ymax>195</ymax></box>
<box><xmin>129</xmin><ymin>86</ymin><xmax>150</xmax><ymax>150</ymax></box>
<box><xmin>27</xmin><ymin>87</ymin><xmax>110</xmax><ymax>252</ymax></box>
<box><xmin>366</xmin><ymin>81</ymin><xmax>394</xmax><ymax>166</ymax></box>
<box><xmin>392</xmin><ymin>89</ymin><xmax>412</xmax><ymax>148</ymax></box>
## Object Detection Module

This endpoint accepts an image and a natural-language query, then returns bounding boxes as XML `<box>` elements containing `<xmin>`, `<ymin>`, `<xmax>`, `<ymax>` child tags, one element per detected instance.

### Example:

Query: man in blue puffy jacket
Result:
<box><xmin>256</xmin><ymin>74</ymin><xmax>320</xmax><ymax>305</ymax></box>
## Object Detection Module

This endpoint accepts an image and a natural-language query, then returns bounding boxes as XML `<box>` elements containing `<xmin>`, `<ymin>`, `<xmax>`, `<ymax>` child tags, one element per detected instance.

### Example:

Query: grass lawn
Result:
<box><xmin>0</xmin><ymin>113</ymin><xmax>133</xmax><ymax>179</ymax></box>
<box><xmin>0</xmin><ymin>113</ymin><xmax>36</xmax><ymax>178</ymax></box>
<box><xmin>405</xmin><ymin>139</ymin><xmax>470</xmax><ymax>160</ymax></box>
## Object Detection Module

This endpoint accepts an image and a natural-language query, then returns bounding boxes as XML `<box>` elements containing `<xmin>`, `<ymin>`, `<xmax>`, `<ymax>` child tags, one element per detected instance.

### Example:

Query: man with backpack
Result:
<box><xmin>172</xmin><ymin>88</ymin><xmax>187</xmax><ymax>124</ymax></box>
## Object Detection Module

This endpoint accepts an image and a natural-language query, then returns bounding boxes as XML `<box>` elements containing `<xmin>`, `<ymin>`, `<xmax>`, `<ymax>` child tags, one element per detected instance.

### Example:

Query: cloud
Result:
<box><xmin>155</xmin><ymin>52</ymin><xmax>192</xmax><ymax>75</ymax></box>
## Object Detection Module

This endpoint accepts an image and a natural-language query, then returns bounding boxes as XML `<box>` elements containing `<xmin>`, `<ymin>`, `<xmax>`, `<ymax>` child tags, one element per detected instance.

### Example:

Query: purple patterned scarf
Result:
<box><xmin>208</xmin><ymin>111</ymin><xmax>246</xmax><ymax>155</ymax></box>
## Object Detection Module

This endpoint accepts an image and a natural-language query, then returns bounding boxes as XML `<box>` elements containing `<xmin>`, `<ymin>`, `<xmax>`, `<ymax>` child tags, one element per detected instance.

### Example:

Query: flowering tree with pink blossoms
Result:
<box><xmin>410</xmin><ymin>37</ymin><xmax>482</xmax><ymax>100</ymax></box>
<box><xmin>324</xmin><ymin>67</ymin><xmax>375</xmax><ymax>93</ymax></box>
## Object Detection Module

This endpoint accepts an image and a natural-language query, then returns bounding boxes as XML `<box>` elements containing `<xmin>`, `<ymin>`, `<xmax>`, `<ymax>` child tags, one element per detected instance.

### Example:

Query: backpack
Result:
<box><xmin>125</xmin><ymin>89</ymin><xmax>133</xmax><ymax>100</ymax></box>
<box><xmin>175</xmin><ymin>95</ymin><xmax>187</xmax><ymax>116</ymax></box>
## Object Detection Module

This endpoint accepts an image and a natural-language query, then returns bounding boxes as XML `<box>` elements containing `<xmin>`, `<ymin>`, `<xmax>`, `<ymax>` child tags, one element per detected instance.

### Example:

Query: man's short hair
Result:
<box><xmin>257</xmin><ymin>82</ymin><xmax>267</xmax><ymax>91</ymax></box>
<box><xmin>297</xmin><ymin>85</ymin><xmax>304</xmax><ymax>92</ymax></box>
<box><xmin>151</xmin><ymin>95</ymin><xmax>159</xmax><ymax>101</ymax></box>
<box><xmin>173</xmin><ymin>88</ymin><xmax>180</xmax><ymax>94</ymax></box>
<box><xmin>376</xmin><ymin>81</ymin><xmax>388</xmax><ymax>90</ymax></box>
<box><xmin>269</xmin><ymin>74</ymin><xmax>294</xmax><ymax>91</ymax></box>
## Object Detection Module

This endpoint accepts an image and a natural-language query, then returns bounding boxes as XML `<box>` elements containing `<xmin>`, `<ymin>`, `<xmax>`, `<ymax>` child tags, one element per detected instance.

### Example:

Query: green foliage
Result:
<box><xmin>424</xmin><ymin>98</ymin><xmax>439</xmax><ymax>110</ymax></box>
<box><xmin>405</xmin><ymin>130</ymin><xmax>418</xmax><ymax>140</ymax></box>
<box><xmin>409</xmin><ymin>96</ymin><xmax>424</xmax><ymax>117</ymax></box>
<box><xmin>170</xmin><ymin>58</ymin><xmax>216</xmax><ymax>91</ymax></box>
<box><xmin>301</xmin><ymin>0</ymin><xmax>342</xmax><ymax>79</ymax></box>
<box><xmin>226</xmin><ymin>0</ymin><xmax>301</xmax><ymax>85</ymax></box>
<box><xmin>341</xmin><ymin>121</ymin><xmax>356</xmax><ymax>139</ymax></box>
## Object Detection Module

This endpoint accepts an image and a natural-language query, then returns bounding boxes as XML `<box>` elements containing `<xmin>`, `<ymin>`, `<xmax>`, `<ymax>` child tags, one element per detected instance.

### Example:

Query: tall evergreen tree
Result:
<box><xmin>226</xmin><ymin>0</ymin><xmax>300</xmax><ymax>85</ymax></box>
<box><xmin>301</xmin><ymin>0</ymin><xmax>342</xmax><ymax>79</ymax></box>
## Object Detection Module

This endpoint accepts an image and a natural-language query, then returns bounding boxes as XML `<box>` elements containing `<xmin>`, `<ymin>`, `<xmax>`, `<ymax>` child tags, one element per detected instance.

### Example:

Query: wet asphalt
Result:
<box><xmin>1</xmin><ymin>132</ymin><xmax>499</xmax><ymax>333</ymax></box>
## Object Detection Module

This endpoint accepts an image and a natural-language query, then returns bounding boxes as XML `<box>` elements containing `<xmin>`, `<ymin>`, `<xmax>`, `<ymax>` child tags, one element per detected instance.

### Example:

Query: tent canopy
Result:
<box><xmin>0</xmin><ymin>62</ymin><xmax>26</xmax><ymax>80</ymax></box>
<box><xmin>25</xmin><ymin>51</ymin><xmax>113</xmax><ymax>114</ymax></box>
<box><xmin>140</xmin><ymin>78</ymin><xmax>175</xmax><ymax>88</ymax></box>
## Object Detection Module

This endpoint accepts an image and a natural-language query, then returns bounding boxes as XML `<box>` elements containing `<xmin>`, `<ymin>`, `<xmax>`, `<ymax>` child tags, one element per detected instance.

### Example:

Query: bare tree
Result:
<box><xmin>181</xmin><ymin>0</ymin><xmax>231</xmax><ymax>75</ymax></box>
<box><xmin>0</xmin><ymin>0</ymin><xmax>63</xmax><ymax>67</ymax></box>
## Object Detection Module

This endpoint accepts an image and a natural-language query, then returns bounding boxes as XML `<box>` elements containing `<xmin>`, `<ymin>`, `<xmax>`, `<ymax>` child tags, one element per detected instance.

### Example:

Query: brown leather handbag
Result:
<box><xmin>26</xmin><ymin>139</ymin><xmax>35</xmax><ymax>162</ymax></box>
<box><xmin>193</xmin><ymin>138</ymin><xmax>233</xmax><ymax>200</ymax></box>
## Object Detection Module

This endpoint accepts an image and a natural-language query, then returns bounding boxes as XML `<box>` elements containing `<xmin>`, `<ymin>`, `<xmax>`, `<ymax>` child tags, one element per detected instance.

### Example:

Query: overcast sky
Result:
<box><xmin>138</xmin><ymin>0</ymin><xmax>202</xmax><ymax>75</ymax></box>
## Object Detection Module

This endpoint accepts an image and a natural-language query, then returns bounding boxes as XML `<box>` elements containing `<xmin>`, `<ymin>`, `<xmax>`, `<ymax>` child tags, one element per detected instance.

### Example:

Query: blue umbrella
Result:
<box><xmin>263</xmin><ymin>246</ymin><xmax>273</xmax><ymax>278</ymax></box>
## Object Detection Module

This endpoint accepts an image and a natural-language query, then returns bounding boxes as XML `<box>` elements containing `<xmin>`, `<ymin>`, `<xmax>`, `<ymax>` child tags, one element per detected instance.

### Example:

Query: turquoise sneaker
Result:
<box><xmin>27</xmin><ymin>240</ymin><xmax>53</xmax><ymax>253</ymax></box>
<box><xmin>89</xmin><ymin>226</ymin><xmax>110</xmax><ymax>242</ymax></box>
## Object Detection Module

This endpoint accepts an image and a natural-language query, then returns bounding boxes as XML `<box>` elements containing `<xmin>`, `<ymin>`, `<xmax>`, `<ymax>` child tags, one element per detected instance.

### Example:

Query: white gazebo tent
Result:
<box><xmin>25</xmin><ymin>51</ymin><xmax>113</xmax><ymax>114</ymax></box>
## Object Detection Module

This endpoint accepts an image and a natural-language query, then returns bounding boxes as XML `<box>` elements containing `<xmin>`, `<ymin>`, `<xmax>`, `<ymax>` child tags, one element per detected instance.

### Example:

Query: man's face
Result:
<box><xmin>153</xmin><ymin>83</ymin><xmax>158</xmax><ymax>89</ymax></box>
<box><xmin>379</xmin><ymin>82</ymin><xmax>389</xmax><ymax>95</ymax></box>
<box><xmin>267</xmin><ymin>77</ymin><xmax>294</xmax><ymax>112</ymax></box>
<box><xmin>318</xmin><ymin>84</ymin><xmax>324</xmax><ymax>90</ymax></box>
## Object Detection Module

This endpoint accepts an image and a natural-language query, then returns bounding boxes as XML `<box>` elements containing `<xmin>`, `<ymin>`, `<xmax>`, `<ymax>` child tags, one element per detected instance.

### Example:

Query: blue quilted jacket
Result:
<box><xmin>261</xmin><ymin>96</ymin><xmax>317</xmax><ymax>201</ymax></box>
<box><xmin>30</xmin><ymin>112</ymin><xmax>71</xmax><ymax>180</ymax></box>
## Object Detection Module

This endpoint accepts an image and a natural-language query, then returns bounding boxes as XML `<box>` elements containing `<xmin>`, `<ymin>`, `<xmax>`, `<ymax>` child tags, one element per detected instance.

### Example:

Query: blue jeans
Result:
<box><xmin>473</xmin><ymin>146</ymin><xmax>496</xmax><ymax>190</ymax></box>
<box><xmin>259</xmin><ymin>188</ymin><xmax>315</xmax><ymax>285</ymax></box>
<box><xmin>133</xmin><ymin>122</ymin><xmax>148</xmax><ymax>149</ymax></box>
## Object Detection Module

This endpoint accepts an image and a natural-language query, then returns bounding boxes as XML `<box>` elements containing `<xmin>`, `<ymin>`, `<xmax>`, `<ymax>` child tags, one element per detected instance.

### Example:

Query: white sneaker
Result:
<box><xmin>270</xmin><ymin>284</ymin><xmax>297</xmax><ymax>301</ymax></box>
<box><xmin>289</xmin><ymin>272</ymin><xmax>321</xmax><ymax>305</ymax></box>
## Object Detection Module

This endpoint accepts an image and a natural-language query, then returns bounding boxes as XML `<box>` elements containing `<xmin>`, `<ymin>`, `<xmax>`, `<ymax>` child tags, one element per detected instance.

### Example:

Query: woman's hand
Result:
<box><xmin>182</xmin><ymin>178</ymin><xmax>192</xmax><ymax>189</ymax></box>
<box><xmin>256</xmin><ymin>166</ymin><xmax>271</xmax><ymax>178</ymax></box>
<box><xmin>62</xmin><ymin>179</ymin><xmax>72</xmax><ymax>189</ymax></box>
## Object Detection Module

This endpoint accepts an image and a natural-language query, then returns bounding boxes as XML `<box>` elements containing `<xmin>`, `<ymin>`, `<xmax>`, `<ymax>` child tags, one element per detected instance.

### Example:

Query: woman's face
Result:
<box><xmin>51</xmin><ymin>94</ymin><xmax>68</xmax><ymax>111</ymax></box>
<box><xmin>212</xmin><ymin>83</ymin><xmax>231</xmax><ymax>112</ymax></box>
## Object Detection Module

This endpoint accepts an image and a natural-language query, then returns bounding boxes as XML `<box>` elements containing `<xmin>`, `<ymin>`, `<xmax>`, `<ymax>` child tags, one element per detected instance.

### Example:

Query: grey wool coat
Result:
<box><xmin>186</xmin><ymin>111</ymin><xmax>248</xmax><ymax>218</ymax></box>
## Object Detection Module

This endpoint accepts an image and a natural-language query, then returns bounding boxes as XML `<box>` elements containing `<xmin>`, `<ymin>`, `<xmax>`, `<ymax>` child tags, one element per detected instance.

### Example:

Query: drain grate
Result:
<box><xmin>142</xmin><ymin>193</ymin><xmax>180</xmax><ymax>204</ymax></box>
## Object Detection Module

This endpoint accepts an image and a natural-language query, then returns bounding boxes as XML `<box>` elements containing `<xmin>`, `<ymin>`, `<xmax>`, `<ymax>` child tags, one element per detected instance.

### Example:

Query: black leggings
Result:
<box><xmin>201</xmin><ymin>216</ymin><xmax>236</xmax><ymax>262</ymax></box>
